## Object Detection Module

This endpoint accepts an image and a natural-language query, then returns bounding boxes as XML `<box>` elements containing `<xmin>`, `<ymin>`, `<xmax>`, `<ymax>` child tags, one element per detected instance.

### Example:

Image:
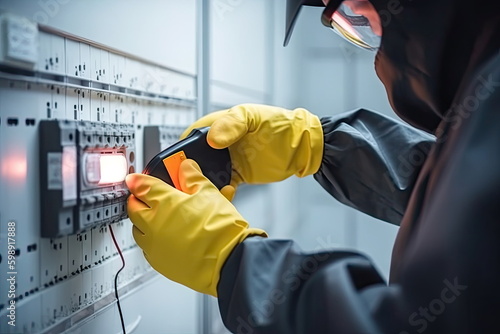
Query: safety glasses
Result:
<box><xmin>321</xmin><ymin>0</ymin><xmax>382</xmax><ymax>51</ymax></box>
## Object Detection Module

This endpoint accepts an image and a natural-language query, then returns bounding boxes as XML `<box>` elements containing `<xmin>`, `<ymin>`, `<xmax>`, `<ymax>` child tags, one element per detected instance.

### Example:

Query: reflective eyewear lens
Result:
<box><xmin>323</xmin><ymin>2</ymin><xmax>382</xmax><ymax>51</ymax></box>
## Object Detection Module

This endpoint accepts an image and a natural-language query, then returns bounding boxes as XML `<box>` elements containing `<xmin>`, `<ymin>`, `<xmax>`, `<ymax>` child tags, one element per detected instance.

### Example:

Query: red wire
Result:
<box><xmin>109</xmin><ymin>224</ymin><xmax>127</xmax><ymax>334</ymax></box>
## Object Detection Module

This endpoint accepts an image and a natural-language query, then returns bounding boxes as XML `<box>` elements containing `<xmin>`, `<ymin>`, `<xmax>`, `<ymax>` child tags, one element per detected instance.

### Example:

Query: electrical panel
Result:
<box><xmin>143</xmin><ymin>125</ymin><xmax>185</xmax><ymax>165</ymax></box>
<box><xmin>39</xmin><ymin>120</ymin><xmax>135</xmax><ymax>237</ymax></box>
<box><xmin>0</xmin><ymin>14</ymin><xmax>196</xmax><ymax>334</ymax></box>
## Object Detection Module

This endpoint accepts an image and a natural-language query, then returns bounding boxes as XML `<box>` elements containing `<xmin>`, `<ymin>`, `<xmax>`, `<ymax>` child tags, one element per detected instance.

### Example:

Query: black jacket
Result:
<box><xmin>217</xmin><ymin>0</ymin><xmax>500</xmax><ymax>333</ymax></box>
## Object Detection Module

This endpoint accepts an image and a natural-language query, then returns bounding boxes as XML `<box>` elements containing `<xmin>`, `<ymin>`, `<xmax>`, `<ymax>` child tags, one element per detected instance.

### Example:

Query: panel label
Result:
<box><xmin>62</xmin><ymin>146</ymin><xmax>77</xmax><ymax>201</ymax></box>
<box><xmin>47</xmin><ymin>152</ymin><xmax>62</xmax><ymax>190</ymax></box>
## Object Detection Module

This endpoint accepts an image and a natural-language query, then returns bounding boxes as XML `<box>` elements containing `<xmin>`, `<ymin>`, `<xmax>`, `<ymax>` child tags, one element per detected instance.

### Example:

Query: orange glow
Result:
<box><xmin>98</xmin><ymin>154</ymin><xmax>127</xmax><ymax>184</ymax></box>
<box><xmin>332</xmin><ymin>11</ymin><xmax>361</xmax><ymax>39</ymax></box>
<box><xmin>342</xmin><ymin>1</ymin><xmax>382</xmax><ymax>36</ymax></box>
<box><xmin>1</xmin><ymin>155</ymin><xmax>27</xmax><ymax>181</ymax></box>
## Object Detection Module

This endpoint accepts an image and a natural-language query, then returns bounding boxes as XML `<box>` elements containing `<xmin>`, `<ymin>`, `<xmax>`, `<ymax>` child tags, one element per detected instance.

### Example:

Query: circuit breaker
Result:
<box><xmin>39</xmin><ymin>120</ymin><xmax>135</xmax><ymax>237</ymax></box>
<box><xmin>143</xmin><ymin>125</ymin><xmax>185</xmax><ymax>164</ymax></box>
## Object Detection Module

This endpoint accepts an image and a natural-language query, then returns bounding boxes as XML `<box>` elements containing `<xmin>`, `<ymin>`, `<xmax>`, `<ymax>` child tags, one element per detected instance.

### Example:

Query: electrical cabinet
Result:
<box><xmin>0</xmin><ymin>13</ymin><xmax>196</xmax><ymax>334</ymax></box>
<box><xmin>39</xmin><ymin>120</ymin><xmax>135</xmax><ymax>237</ymax></box>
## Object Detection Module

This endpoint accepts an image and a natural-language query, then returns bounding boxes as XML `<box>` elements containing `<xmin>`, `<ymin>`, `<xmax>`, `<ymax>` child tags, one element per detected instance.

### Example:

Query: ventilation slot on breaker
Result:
<box><xmin>39</xmin><ymin>120</ymin><xmax>135</xmax><ymax>237</ymax></box>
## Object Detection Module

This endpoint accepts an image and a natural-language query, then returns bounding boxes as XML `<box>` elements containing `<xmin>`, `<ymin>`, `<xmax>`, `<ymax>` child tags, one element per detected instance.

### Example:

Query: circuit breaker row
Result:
<box><xmin>39</xmin><ymin>120</ymin><xmax>135</xmax><ymax>237</ymax></box>
<box><xmin>42</xmin><ymin>34</ymin><xmax>195</xmax><ymax>100</ymax></box>
<box><xmin>0</xmin><ymin>80</ymin><xmax>195</xmax><ymax>126</ymax></box>
<box><xmin>143</xmin><ymin>125</ymin><xmax>187</xmax><ymax>163</ymax></box>
<box><xmin>0</xmin><ymin>13</ymin><xmax>195</xmax><ymax>100</ymax></box>
<box><xmin>0</xmin><ymin>122</ymin><xmax>188</xmax><ymax>334</ymax></box>
<box><xmin>4</xmin><ymin>232</ymin><xmax>150</xmax><ymax>333</ymax></box>
<box><xmin>38</xmin><ymin>121</ymin><xmax>188</xmax><ymax>238</ymax></box>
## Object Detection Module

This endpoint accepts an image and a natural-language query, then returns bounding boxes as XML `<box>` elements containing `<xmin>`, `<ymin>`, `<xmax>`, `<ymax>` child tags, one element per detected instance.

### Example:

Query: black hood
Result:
<box><xmin>372</xmin><ymin>0</ymin><xmax>500</xmax><ymax>133</ymax></box>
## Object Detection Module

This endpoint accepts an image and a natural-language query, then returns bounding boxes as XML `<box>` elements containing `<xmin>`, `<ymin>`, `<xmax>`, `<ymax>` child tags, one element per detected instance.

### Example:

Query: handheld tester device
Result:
<box><xmin>142</xmin><ymin>127</ymin><xmax>231</xmax><ymax>190</ymax></box>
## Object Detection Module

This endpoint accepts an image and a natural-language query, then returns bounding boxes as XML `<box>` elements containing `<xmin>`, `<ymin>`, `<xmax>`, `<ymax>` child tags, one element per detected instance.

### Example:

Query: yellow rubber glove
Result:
<box><xmin>126</xmin><ymin>159</ymin><xmax>267</xmax><ymax>297</ymax></box>
<box><xmin>181</xmin><ymin>104</ymin><xmax>324</xmax><ymax>200</ymax></box>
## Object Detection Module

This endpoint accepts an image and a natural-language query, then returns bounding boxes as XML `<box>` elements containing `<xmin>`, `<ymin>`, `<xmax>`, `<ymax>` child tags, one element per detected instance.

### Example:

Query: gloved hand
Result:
<box><xmin>181</xmin><ymin>104</ymin><xmax>324</xmax><ymax>200</ymax></box>
<box><xmin>126</xmin><ymin>159</ymin><xmax>267</xmax><ymax>297</ymax></box>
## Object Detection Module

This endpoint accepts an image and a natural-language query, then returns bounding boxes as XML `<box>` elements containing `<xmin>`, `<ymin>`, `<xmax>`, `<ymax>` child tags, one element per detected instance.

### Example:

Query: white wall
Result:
<box><xmin>210</xmin><ymin>0</ymin><xmax>271</xmax><ymax>107</ymax></box>
<box><xmin>210</xmin><ymin>0</ymin><xmax>401</xmax><ymax>283</ymax></box>
<box><xmin>283</xmin><ymin>5</ymin><xmax>399</xmax><ymax>279</ymax></box>
<box><xmin>0</xmin><ymin>0</ymin><xmax>196</xmax><ymax>74</ymax></box>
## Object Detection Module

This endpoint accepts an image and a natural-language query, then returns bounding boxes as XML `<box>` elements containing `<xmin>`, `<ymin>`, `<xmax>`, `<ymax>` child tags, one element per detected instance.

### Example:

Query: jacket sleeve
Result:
<box><xmin>217</xmin><ymin>238</ymin><xmax>390</xmax><ymax>334</ymax></box>
<box><xmin>217</xmin><ymin>118</ymin><xmax>500</xmax><ymax>333</ymax></box>
<box><xmin>217</xmin><ymin>56</ymin><xmax>500</xmax><ymax>333</ymax></box>
<box><xmin>314</xmin><ymin>109</ymin><xmax>435</xmax><ymax>225</ymax></box>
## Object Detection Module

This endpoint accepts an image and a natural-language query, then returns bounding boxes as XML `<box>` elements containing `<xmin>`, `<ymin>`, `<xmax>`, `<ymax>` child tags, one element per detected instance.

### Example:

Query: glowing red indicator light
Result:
<box><xmin>85</xmin><ymin>153</ymin><xmax>127</xmax><ymax>184</ymax></box>
<box><xmin>1</xmin><ymin>155</ymin><xmax>27</xmax><ymax>181</ymax></box>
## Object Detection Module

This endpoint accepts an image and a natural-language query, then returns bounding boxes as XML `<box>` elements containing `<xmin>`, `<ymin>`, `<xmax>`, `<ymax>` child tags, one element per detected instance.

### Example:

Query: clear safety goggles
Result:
<box><xmin>321</xmin><ymin>0</ymin><xmax>382</xmax><ymax>51</ymax></box>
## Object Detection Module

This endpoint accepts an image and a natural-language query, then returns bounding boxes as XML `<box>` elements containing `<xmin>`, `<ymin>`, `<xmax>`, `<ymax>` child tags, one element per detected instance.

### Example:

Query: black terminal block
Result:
<box><xmin>143</xmin><ymin>127</ymin><xmax>231</xmax><ymax>190</ymax></box>
<box><xmin>39</xmin><ymin>120</ymin><xmax>135</xmax><ymax>238</ymax></box>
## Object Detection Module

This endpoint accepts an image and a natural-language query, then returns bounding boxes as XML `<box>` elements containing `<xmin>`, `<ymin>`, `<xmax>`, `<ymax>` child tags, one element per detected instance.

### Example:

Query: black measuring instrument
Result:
<box><xmin>142</xmin><ymin>127</ymin><xmax>231</xmax><ymax>190</ymax></box>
